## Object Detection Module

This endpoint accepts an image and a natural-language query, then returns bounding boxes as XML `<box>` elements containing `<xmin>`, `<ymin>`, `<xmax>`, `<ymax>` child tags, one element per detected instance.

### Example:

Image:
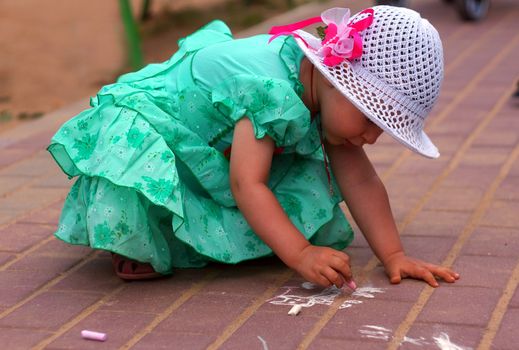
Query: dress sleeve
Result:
<box><xmin>211</xmin><ymin>74</ymin><xmax>311</xmax><ymax>146</ymax></box>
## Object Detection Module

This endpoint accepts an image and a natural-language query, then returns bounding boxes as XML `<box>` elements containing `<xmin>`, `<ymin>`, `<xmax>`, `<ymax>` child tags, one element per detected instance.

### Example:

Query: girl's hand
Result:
<box><xmin>383</xmin><ymin>252</ymin><xmax>460</xmax><ymax>287</ymax></box>
<box><xmin>290</xmin><ymin>245</ymin><xmax>353</xmax><ymax>288</ymax></box>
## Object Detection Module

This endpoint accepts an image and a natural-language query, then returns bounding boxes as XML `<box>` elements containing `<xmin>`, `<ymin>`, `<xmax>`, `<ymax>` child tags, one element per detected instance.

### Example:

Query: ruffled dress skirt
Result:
<box><xmin>47</xmin><ymin>21</ymin><xmax>354</xmax><ymax>274</ymax></box>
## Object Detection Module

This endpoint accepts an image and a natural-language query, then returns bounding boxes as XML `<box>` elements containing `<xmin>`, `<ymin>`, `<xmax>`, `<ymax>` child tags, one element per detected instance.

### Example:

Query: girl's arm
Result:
<box><xmin>230</xmin><ymin>118</ymin><xmax>352</xmax><ymax>287</ymax></box>
<box><xmin>325</xmin><ymin>141</ymin><xmax>459</xmax><ymax>287</ymax></box>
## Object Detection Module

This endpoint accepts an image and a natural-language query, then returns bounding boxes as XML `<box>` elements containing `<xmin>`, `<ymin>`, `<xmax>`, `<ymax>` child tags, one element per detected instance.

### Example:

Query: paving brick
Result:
<box><xmin>508</xmin><ymin>157</ymin><xmax>519</xmax><ymax>176</ymax></box>
<box><xmin>32</xmin><ymin>237</ymin><xmax>92</xmax><ymax>259</ymax></box>
<box><xmin>0</xmin><ymin>290</ymin><xmax>102</xmax><ymax>330</ymax></box>
<box><xmin>309</xmin><ymin>337</ymin><xmax>394</xmax><ymax>350</ymax></box>
<box><xmin>385</xmin><ymin>174</ymin><xmax>437</xmax><ymax>200</ymax></box>
<box><xmin>47</xmin><ymin>309</ymin><xmax>156</xmax><ymax>349</ymax></box>
<box><xmin>221</xmin><ymin>307</ymin><xmax>324</xmax><ymax>350</ymax></box>
<box><xmin>0</xmin><ymin>252</ymin><xmax>15</xmax><ymax>266</ymax></box>
<box><xmin>0</xmin><ymin>222</ymin><xmax>54</xmax><ymax>252</ymax></box>
<box><xmin>31</xmin><ymin>172</ymin><xmax>72</xmax><ymax>189</ymax></box>
<box><xmin>5</xmin><ymin>129</ymin><xmax>56</xmax><ymax>151</ymax></box>
<box><xmin>348</xmin><ymin>230</ymin><xmax>369</xmax><ymax>248</ymax></box>
<box><xmin>495</xmin><ymin>176</ymin><xmax>519</xmax><ymax>201</ymax></box>
<box><xmin>0</xmin><ymin>327</ymin><xmax>52</xmax><ymax>350</ymax></box>
<box><xmin>424</xmin><ymin>186</ymin><xmax>484</xmax><ymax>212</ymax></box>
<box><xmin>371</xmin><ymin>163</ymin><xmax>390</xmax><ymax>178</ymax></box>
<box><xmin>361</xmin><ymin>269</ymin><xmax>425</xmax><ymax>303</ymax></box>
<box><xmin>459</xmin><ymin>86</ymin><xmax>510</xmax><ymax>110</ymax></box>
<box><xmin>132</xmin><ymin>331</ymin><xmax>213</xmax><ymax>350</ymax></box>
<box><xmin>461</xmin><ymin>226</ymin><xmax>519</xmax><ymax>258</ymax></box>
<box><xmin>427</xmin><ymin>135</ymin><xmax>466</xmax><ymax>158</ymax></box>
<box><xmin>0</xmin><ymin>151</ymin><xmax>56</xmax><ymax>177</ymax></box>
<box><xmin>459</xmin><ymin>146</ymin><xmax>511</xmax><ymax>168</ymax></box>
<box><xmin>451</xmin><ymin>255</ymin><xmax>517</xmax><ymax>289</ymax></box>
<box><xmin>0</xmin><ymin>285</ymin><xmax>42</xmax><ymax>309</ymax></box>
<box><xmin>392</xmin><ymin>156</ymin><xmax>449</xmax><ymax>177</ymax></box>
<box><xmin>364</xmin><ymin>143</ymin><xmax>403</xmax><ymax>165</ymax></box>
<box><xmin>318</xmin><ymin>299</ymin><xmax>413</xmax><ymax>340</ymax></box>
<box><xmin>388</xmin><ymin>195</ymin><xmax>422</xmax><ymax>224</ymax></box>
<box><xmin>481</xmin><ymin>200</ymin><xmax>519</xmax><ymax>229</ymax></box>
<box><xmin>492</xmin><ymin>116</ymin><xmax>519</xmax><ymax>135</ymax></box>
<box><xmin>402</xmin><ymin>210</ymin><xmax>472</xmax><ymax>237</ymax></box>
<box><xmin>490</xmin><ymin>307</ymin><xmax>519</xmax><ymax>350</ymax></box>
<box><xmin>201</xmin><ymin>266</ymin><xmax>284</xmax><ymax>297</ymax></box>
<box><xmin>442</xmin><ymin>165</ymin><xmax>499</xmax><ymax>191</ymax></box>
<box><xmin>416</xmin><ymin>286</ymin><xmax>501</xmax><ymax>326</ymax></box>
<box><xmin>51</xmin><ymin>257</ymin><xmax>123</xmax><ymax>293</ymax></box>
<box><xmin>0</xmin><ymin>268</ymin><xmax>58</xmax><ymax>288</ymax></box>
<box><xmin>100</xmin><ymin>269</ymin><xmax>207</xmax><ymax>314</ymax></box>
<box><xmin>0</xmin><ymin>187</ymin><xmax>68</xmax><ymax>212</ymax></box>
<box><xmin>400</xmin><ymin>235</ymin><xmax>457</xmax><ymax>266</ymax></box>
<box><xmin>16</xmin><ymin>202</ymin><xmax>63</xmax><ymax>225</ymax></box>
<box><xmin>508</xmin><ymin>287</ymin><xmax>519</xmax><ymax>309</ymax></box>
<box><xmin>154</xmin><ymin>293</ymin><xmax>254</xmax><ymax>334</ymax></box>
<box><xmin>0</xmin><ymin>149</ymin><xmax>35</xmax><ymax>170</ymax></box>
<box><xmin>402</xmin><ymin>322</ymin><xmax>484</xmax><ymax>350</ymax></box>
<box><xmin>346</xmin><ymin>246</ymin><xmax>374</xmax><ymax>269</ymax></box>
<box><xmin>7</xmin><ymin>255</ymin><xmax>81</xmax><ymax>276</ymax></box>
<box><xmin>0</xmin><ymin>269</ymin><xmax>66</xmax><ymax>308</ymax></box>
<box><xmin>472</xmin><ymin>129</ymin><xmax>518</xmax><ymax>147</ymax></box>
<box><xmin>0</xmin><ymin>208</ymin><xmax>21</xmax><ymax>225</ymax></box>
<box><xmin>0</xmin><ymin>176</ymin><xmax>28</xmax><ymax>197</ymax></box>
<box><xmin>219</xmin><ymin>272</ymin><xmax>370</xmax><ymax>348</ymax></box>
<box><xmin>428</xmin><ymin>110</ymin><xmax>483</xmax><ymax>137</ymax></box>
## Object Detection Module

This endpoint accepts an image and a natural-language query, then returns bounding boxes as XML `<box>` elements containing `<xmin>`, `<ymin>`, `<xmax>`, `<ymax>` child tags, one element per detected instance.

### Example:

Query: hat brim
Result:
<box><xmin>294</xmin><ymin>33</ymin><xmax>440</xmax><ymax>159</ymax></box>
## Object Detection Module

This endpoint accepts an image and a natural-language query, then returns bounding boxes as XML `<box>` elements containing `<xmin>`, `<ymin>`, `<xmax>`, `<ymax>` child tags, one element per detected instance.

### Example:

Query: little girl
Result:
<box><xmin>48</xmin><ymin>5</ymin><xmax>459</xmax><ymax>288</ymax></box>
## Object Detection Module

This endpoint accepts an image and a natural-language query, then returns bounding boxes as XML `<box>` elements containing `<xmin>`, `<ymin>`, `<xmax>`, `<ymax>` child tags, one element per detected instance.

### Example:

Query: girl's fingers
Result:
<box><xmin>313</xmin><ymin>273</ymin><xmax>333</xmax><ymax>288</ymax></box>
<box><xmin>321</xmin><ymin>267</ymin><xmax>344</xmax><ymax>288</ymax></box>
<box><xmin>386</xmin><ymin>265</ymin><xmax>402</xmax><ymax>284</ymax></box>
<box><xmin>385</xmin><ymin>257</ymin><xmax>460</xmax><ymax>287</ymax></box>
<box><xmin>389</xmin><ymin>271</ymin><xmax>402</xmax><ymax>284</ymax></box>
<box><xmin>427</xmin><ymin>265</ymin><xmax>460</xmax><ymax>283</ymax></box>
<box><xmin>329</xmin><ymin>255</ymin><xmax>352</xmax><ymax>281</ymax></box>
<box><xmin>416</xmin><ymin>267</ymin><xmax>439</xmax><ymax>287</ymax></box>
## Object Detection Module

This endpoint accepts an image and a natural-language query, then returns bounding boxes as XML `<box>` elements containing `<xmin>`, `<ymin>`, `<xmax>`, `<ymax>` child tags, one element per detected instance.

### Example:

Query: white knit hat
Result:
<box><xmin>274</xmin><ymin>6</ymin><xmax>444</xmax><ymax>158</ymax></box>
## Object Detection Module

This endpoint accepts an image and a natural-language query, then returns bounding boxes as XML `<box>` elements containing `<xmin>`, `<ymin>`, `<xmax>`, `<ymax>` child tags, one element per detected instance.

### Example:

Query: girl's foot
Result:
<box><xmin>111</xmin><ymin>253</ymin><xmax>162</xmax><ymax>280</ymax></box>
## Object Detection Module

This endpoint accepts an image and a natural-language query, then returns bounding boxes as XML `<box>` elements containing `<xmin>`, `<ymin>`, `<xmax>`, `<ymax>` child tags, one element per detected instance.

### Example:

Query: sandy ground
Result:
<box><xmin>0</xmin><ymin>0</ymin><xmax>231</xmax><ymax>132</ymax></box>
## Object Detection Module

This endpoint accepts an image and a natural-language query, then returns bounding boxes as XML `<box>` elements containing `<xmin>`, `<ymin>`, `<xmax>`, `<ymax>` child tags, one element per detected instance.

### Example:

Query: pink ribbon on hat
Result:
<box><xmin>269</xmin><ymin>8</ymin><xmax>374</xmax><ymax>66</ymax></box>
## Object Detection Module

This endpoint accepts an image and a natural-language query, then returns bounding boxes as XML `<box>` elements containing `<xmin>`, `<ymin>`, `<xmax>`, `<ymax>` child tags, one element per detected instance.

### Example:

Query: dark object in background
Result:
<box><xmin>374</xmin><ymin>0</ymin><xmax>490</xmax><ymax>21</ymax></box>
<box><xmin>455</xmin><ymin>0</ymin><xmax>490</xmax><ymax>21</ymax></box>
<box><xmin>513</xmin><ymin>81</ymin><xmax>519</xmax><ymax>98</ymax></box>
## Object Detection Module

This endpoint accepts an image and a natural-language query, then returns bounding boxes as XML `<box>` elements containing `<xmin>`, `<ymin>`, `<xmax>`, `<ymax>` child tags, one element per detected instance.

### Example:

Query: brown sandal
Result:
<box><xmin>111</xmin><ymin>253</ymin><xmax>162</xmax><ymax>281</ymax></box>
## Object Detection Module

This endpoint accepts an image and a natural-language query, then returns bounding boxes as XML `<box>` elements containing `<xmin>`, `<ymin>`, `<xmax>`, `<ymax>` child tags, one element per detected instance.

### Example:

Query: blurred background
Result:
<box><xmin>0</xmin><ymin>0</ymin><xmax>513</xmax><ymax>133</ymax></box>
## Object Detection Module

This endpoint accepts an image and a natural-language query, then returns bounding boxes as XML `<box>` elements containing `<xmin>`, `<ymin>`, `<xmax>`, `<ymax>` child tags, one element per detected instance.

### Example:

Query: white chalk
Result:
<box><xmin>288</xmin><ymin>304</ymin><xmax>302</xmax><ymax>316</ymax></box>
<box><xmin>81</xmin><ymin>330</ymin><xmax>107</xmax><ymax>342</ymax></box>
<box><xmin>301</xmin><ymin>282</ymin><xmax>317</xmax><ymax>290</ymax></box>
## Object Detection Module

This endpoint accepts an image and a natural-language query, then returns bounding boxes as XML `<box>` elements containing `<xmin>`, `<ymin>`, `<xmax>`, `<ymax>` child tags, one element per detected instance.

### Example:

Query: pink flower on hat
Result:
<box><xmin>269</xmin><ymin>7</ymin><xmax>374</xmax><ymax>66</ymax></box>
<box><xmin>319</xmin><ymin>8</ymin><xmax>356</xmax><ymax>66</ymax></box>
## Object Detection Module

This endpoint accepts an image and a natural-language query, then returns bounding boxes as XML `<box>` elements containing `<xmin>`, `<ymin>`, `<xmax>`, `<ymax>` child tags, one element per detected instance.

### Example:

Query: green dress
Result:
<box><xmin>47</xmin><ymin>20</ymin><xmax>354</xmax><ymax>274</ymax></box>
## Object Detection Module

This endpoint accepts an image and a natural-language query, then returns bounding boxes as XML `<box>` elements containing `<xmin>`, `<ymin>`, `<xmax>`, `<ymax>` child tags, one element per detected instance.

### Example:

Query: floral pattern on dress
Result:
<box><xmin>49</xmin><ymin>21</ymin><xmax>354</xmax><ymax>273</ymax></box>
<box><xmin>72</xmin><ymin>133</ymin><xmax>98</xmax><ymax>161</ymax></box>
<box><xmin>142</xmin><ymin>176</ymin><xmax>174</xmax><ymax>203</ymax></box>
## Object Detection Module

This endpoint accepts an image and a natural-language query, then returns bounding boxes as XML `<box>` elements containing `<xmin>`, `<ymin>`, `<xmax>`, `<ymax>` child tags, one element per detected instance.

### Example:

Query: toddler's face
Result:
<box><xmin>320</xmin><ymin>87</ymin><xmax>383</xmax><ymax>147</ymax></box>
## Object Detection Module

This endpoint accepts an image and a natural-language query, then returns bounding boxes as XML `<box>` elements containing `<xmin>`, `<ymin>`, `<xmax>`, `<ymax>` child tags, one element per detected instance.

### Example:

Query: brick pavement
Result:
<box><xmin>1</xmin><ymin>0</ymin><xmax>519</xmax><ymax>349</ymax></box>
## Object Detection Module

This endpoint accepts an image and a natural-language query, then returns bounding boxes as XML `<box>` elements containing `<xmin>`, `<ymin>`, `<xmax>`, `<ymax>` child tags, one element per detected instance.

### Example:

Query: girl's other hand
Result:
<box><xmin>291</xmin><ymin>245</ymin><xmax>353</xmax><ymax>288</ymax></box>
<box><xmin>383</xmin><ymin>252</ymin><xmax>460</xmax><ymax>287</ymax></box>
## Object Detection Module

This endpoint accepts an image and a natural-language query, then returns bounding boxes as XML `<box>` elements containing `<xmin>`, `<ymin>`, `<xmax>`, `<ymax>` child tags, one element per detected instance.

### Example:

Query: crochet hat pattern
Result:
<box><xmin>270</xmin><ymin>6</ymin><xmax>444</xmax><ymax>158</ymax></box>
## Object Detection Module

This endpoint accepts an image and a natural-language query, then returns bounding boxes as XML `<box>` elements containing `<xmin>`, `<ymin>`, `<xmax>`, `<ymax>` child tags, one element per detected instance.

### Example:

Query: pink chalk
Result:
<box><xmin>345</xmin><ymin>279</ymin><xmax>357</xmax><ymax>291</ymax></box>
<box><xmin>81</xmin><ymin>330</ymin><xmax>107</xmax><ymax>342</ymax></box>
